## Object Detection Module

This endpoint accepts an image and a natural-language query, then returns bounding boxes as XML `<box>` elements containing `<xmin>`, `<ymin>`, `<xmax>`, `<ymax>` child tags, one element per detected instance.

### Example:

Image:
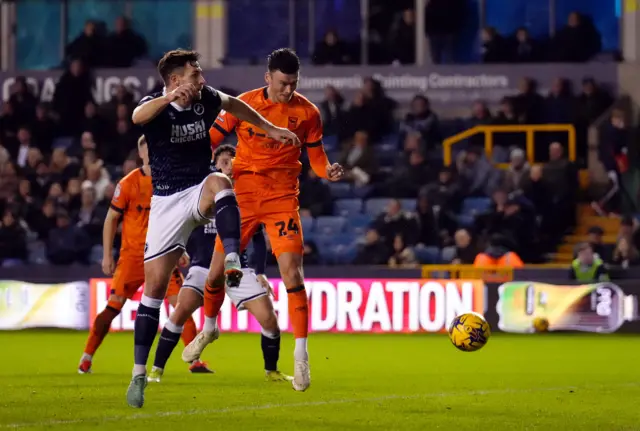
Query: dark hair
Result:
<box><xmin>157</xmin><ymin>49</ymin><xmax>200</xmax><ymax>82</ymax></box>
<box><xmin>213</xmin><ymin>144</ymin><xmax>236</xmax><ymax>165</ymax></box>
<box><xmin>267</xmin><ymin>48</ymin><xmax>300</xmax><ymax>75</ymax></box>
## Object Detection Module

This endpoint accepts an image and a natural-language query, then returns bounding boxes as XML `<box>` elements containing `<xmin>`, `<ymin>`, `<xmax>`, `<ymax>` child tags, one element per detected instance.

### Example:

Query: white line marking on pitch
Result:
<box><xmin>2</xmin><ymin>383</ymin><xmax>638</xmax><ymax>429</ymax></box>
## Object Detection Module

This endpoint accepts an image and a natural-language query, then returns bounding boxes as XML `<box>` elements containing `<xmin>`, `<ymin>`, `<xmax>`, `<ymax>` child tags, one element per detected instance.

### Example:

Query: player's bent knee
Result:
<box><xmin>205</xmin><ymin>172</ymin><xmax>232</xmax><ymax>194</ymax></box>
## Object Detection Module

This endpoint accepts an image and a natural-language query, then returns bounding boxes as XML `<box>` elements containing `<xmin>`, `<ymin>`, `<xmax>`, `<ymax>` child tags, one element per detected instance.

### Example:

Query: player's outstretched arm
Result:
<box><xmin>102</xmin><ymin>208</ymin><xmax>122</xmax><ymax>276</ymax></box>
<box><xmin>132</xmin><ymin>84</ymin><xmax>197</xmax><ymax>125</ymax></box>
<box><xmin>218</xmin><ymin>93</ymin><xmax>301</xmax><ymax>146</ymax></box>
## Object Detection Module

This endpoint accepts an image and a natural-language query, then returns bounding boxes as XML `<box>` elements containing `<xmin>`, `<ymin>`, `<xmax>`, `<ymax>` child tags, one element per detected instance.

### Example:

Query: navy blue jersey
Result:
<box><xmin>138</xmin><ymin>85</ymin><xmax>222</xmax><ymax>196</ymax></box>
<box><xmin>186</xmin><ymin>222</ymin><xmax>266</xmax><ymax>272</ymax></box>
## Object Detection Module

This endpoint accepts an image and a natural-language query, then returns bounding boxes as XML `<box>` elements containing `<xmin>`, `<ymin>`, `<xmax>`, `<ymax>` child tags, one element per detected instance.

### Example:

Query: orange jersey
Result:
<box><xmin>110</xmin><ymin>168</ymin><xmax>152</xmax><ymax>259</ymax></box>
<box><xmin>209</xmin><ymin>88</ymin><xmax>323</xmax><ymax>187</ymax></box>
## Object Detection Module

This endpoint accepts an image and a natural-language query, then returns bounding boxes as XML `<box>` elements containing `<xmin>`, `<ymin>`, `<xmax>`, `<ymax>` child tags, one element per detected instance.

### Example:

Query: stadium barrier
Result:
<box><xmin>2</xmin><ymin>274</ymin><xmax>639</xmax><ymax>334</ymax></box>
<box><xmin>442</xmin><ymin>124</ymin><xmax>577</xmax><ymax>167</ymax></box>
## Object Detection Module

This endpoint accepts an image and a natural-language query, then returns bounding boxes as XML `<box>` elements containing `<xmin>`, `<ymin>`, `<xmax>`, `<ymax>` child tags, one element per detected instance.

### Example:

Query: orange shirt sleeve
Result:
<box><xmin>111</xmin><ymin>178</ymin><xmax>131</xmax><ymax>213</ymax></box>
<box><xmin>209</xmin><ymin>109</ymin><xmax>239</xmax><ymax>149</ymax></box>
<box><xmin>305</xmin><ymin>104</ymin><xmax>323</xmax><ymax>145</ymax></box>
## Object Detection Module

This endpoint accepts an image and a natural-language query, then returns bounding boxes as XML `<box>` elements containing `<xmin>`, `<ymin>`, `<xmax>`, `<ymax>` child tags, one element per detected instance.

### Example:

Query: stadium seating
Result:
<box><xmin>327</xmin><ymin>182</ymin><xmax>353</xmax><ymax>199</ymax></box>
<box><xmin>334</xmin><ymin>198</ymin><xmax>363</xmax><ymax>216</ymax></box>
<box><xmin>461</xmin><ymin>197</ymin><xmax>492</xmax><ymax>215</ymax></box>
<box><xmin>365</xmin><ymin>198</ymin><xmax>390</xmax><ymax>217</ymax></box>
<box><xmin>315</xmin><ymin>216</ymin><xmax>348</xmax><ymax>236</ymax></box>
<box><xmin>413</xmin><ymin>246</ymin><xmax>441</xmax><ymax>264</ymax></box>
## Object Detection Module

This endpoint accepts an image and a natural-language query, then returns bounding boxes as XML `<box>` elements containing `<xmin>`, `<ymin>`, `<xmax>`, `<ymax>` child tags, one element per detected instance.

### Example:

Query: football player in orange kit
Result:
<box><xmin>182</xmin><ymin>48</ymin><xmax>344</xmax><ymax>391</ymax></box>
<box><xmin>78</xmin><ymin>136</ymin><xmax>211</xmax><ymax>374</ymax></box>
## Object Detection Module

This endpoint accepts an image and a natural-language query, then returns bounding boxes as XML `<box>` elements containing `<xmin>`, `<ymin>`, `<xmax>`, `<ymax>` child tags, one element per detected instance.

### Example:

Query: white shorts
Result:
<box><xmin>182</xmin><ymin>265</ymin><xmax>208</xmax><ymax>296</ymax></box>
<box><xmin>227</xmin><ymin>268</ymin><xmax>269</xmax><ymax>311</ymax></box>
<box><xmin>144</xmin><ymin>179</ymin><xmax>211</xmax><ymax>262</ymax></box>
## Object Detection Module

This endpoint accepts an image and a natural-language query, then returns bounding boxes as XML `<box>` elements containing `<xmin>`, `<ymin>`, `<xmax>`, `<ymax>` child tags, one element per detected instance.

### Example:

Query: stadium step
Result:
<box><xmin>551</xmin><ymin>203</ymin><xmax>621</xmax><ymax>264</ymax></box>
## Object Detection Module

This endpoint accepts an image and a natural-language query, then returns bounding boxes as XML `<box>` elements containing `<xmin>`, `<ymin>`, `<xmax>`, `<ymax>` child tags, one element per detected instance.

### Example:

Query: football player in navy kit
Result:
<box><xmin>127</xmin><ymin>49</ymin><xmax>299</xmax><ymax>408</ymax></box>
<box><xmin>147</xmin><ymin>144</ymin><xmax>291</xmax><ymax>383</ymax></box>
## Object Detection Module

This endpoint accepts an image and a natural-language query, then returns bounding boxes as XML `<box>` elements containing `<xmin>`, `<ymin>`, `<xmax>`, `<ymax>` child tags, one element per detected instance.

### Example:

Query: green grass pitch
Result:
<box><xmin>0</xmin><ymin>331</ymin><xmax>638</xmax><ymax>430</ymax></box>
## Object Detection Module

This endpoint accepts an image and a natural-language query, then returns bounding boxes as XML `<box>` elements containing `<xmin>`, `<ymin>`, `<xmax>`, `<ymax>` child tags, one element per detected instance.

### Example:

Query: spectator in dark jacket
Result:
<box><xmin>312</xmin><ymin>30</ymin><xmax>353</xmax><ymax>65</ymax></box>
<box><xmin>339</xmin><ymin>130</ymin><xmax>378</xmax><ymax>186</ymax></box>
<box><xmin>576</xmin><ymin>78</ymin><xmax>613</xmax><ymax>125</ymax></box>
<box><xmin>105</xmin><ymin>16</ymin><xmax>148</xmax><ymax>68</ymax></box>
<box><xmin>545</xmin><ymin>78</ymin><xmax>576</xmax><ymax>124</ymax></box>
<box><xmin>46</xmin><ymin>210</ymin><xmax>91</xmax><ymax>265</ymax></box>
<box><xmin>512</xmin><ymin>78</ymin><xmax>545</xmax><ymax>124</ymax></box>
<box><xmin>53</xmin><ymin>59</ymin><xmax>94</xmax><ymax>136</ymax></box>
<box><xmin>320</xmin><ymin>86</ymin><xmax>346</xmax><ymax>137</ymax></box>
<box><xmin>481</xmin><ymin>27</ymin><xmax>509</xmax><ymax>63</ymax></box>
<box><xmin>399</xmin><ymin>95</ymin><xmax>440</xmax><ymax>151</ymax></box>
<box><xmin>65</xmin><ymin>20</ymin><xmax>106</xmax><ymax>68</ymax></box>
<box><xmin>511</xmin><ymin>28</ymin><xmax>540</xmax><ymax>63</ymax></box>
<box><xmin>0</xmin><ymin>209</ymin><xmax>28</xmax><ymax>264</ymax></box>
<box><xmin>31</xmin><ymin>104</ymin><xmax>58</xmax><ymax>155</ymax></box>
<box><xmin>389</xmin><ymin>9</ymin><xmax>416</xmax><ymax>64</ymax></box>
<box><xmin>354</xmin><ymin>229</ymin><xmax>390</xmax><ymax>265</ymax></box>
<box><xmin>8</xmin><ymin>77</ymin><xmax>38</xmax><ymax>126</ymax></box>
<box><xmin>552</xmin><ymin>12</ymin><xmax>601</xmax><ymax>62</ymax></box>
<box><xmin>424</xmin><ymin>0</ymin><xmax>466</xmax><ymax>64</ymax></box>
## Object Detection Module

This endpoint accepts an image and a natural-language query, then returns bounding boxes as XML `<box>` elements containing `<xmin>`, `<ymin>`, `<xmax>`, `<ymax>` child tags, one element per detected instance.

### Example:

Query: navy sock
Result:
<box><xmin>153</xmin><ymin>327</ymin><xmax>182</xmax><ymax>369</ymax></box>
<box><xmin>261</xmin><ymin>332</ymin><xmax>280</xmax><ymax>371</ymax></box>
<box><xmin>133</xmin><ymin>303</ymin><xmax>160</xmax><ymax>369</ymax></box>
<box><xmin>215</xmin><ymin>194</ymin><xmax>240</xmax><ymax>255</ymax></box>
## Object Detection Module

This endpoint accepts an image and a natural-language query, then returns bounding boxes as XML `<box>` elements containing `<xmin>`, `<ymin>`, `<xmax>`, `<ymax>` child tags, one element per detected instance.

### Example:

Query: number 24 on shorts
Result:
<box><xmin>275</xmin><ymin>218</ymin><xmax>299</xmax><ymax>237</ymax></box>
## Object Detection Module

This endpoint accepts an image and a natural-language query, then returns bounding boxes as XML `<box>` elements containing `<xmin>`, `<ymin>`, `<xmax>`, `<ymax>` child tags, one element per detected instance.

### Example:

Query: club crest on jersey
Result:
<box><xmin>194</xmin><ymin>103</ymin><xmax>204</xmax><ymax>116</ymax></box>
<box><xmin>114</xmin><ymin>184</ymin><xmax>121</xmax><ymax>198</ymax></box>
<box><xmin>171</xmin><ymin>119</ymin><xmax>207</xmax><ymax>143</ymax></box>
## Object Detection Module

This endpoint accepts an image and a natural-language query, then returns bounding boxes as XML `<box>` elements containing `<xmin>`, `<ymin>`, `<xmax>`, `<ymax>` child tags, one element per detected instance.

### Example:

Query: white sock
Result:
<box><xmin>81</xmin><ymin>353</ymin><xmax>93</xmax><ymax>362</ymax></box>
<box><xmin>133</xmin><ymin>364</ymin><xmax>146</xmax><ymax>376</ymax></box>
<box><xmin>204</xmin><ymin>316</ymin><xmax>218</xmax><ymax>334</ymax></box>
<box><xmin>294</xmin><ymin>338</ymin><xmax>308</xmax><ymax>361</ymax></box>
<box><xmin>140</xmin><ymin>294</ymin><xmax>163</xmax><ymax>309</ymax></box>
<box><xmin>165</xmin><ymin>319</ymin><xmax>183</xmax><ymax>334</ymax></box>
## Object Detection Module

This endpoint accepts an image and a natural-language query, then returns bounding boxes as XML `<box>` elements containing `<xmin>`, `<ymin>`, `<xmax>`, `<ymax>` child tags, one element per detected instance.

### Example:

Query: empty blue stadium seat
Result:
<box><xmin>413</xmin><ymin>246</ymin><xmax>441</xmax><ymax>264</ymax></box>
<box><xmin>456</xmin><ymin>214</ymin><xmax>475</xmax><ymax>228</ymax></box>
<box><xmin>346</xmin><ymin>214</ymin><xmax>373</xmax><ymax>235</ymax></box>
<box><xmin>331</xmin><ymin>243</ymin><xmax>359</xmax><ymax>264</ymax></box>
<box><xmin>323</xmin><ymin>135</ymin><xmax>339</xmax><ymax>152</ymax></box>
<box><xmin>28</xmin><ymin>241</ymin><xmax>47</xmax><ymax>264</ymax></box>
<box><xmin>334</xmin><ymin>198</ymin><xmax>363</xmax><ymax>216</ymax></box>
<box><xmin>461</xmin><ymin>197</ymin><xmax>492</xmax><ymax>215</ymax></box>
<box><xmin>2</xmin><ymin>259</ymin><xmax>25</xmax><ymax>268</ymax></box>
<box><xmin>399</xmin><ymin>199</ymin><xmax>417</xmax><ymax>212</ymax></box>
<box><xmin>365</xmin><ymin>198</ymin><xmax>391</xmax><ymax>216</ymax></box>
<box><xmin>327</xmin><ymin>182</ymin><xmax>353</xmax><ymax>199</ymax></box>
<box><xmin>315</xmin><ymin>216</ymin><xmax>347</xmax><ymax>236</ymax></box>
<box><xmin>301</xmin><ymin>215</ymin><xmax>314</xmax><ymax>234</ymax></box>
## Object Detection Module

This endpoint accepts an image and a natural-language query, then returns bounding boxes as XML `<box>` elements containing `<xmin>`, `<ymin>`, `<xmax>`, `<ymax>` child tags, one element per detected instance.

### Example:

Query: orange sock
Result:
<box><xmin>84</xmin><ymin>306</ymin><xmax>120</xmax><ymax>356</ymax></box>
<box><xmin>181</xmin><ymin>316</ymin><xmax>197</xmax><ymax>346</ymax></box>
<box><xmin>204</xmin><ymin>279</ymin><xmax>225</xmax><ymax>318</ymax></box>
<box><xmin>287</xmin><ymin>285</ymin><xmax>309</xmax><ymax>339</ymax></box>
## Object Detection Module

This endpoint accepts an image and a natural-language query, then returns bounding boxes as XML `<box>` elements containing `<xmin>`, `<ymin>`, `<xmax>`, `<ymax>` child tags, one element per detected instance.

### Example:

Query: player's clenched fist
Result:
<box><xmin>102</xmin><ymin>254</ymin><xmax>115</xmax><ymax>276</ymax></box>
<box><xmin>166</xmin><ymin>83</ymin><xmax>197</xmax><ymax>104</ymax></box>
<box><xmin>266</xmin><ymin>126</ymin><xmax>302</xmax><ymax>147</ymax></box>
<box><xmin>326</xmin><ymin>163</ymin><xmax>344</xmax><ymax>182</ymax></box>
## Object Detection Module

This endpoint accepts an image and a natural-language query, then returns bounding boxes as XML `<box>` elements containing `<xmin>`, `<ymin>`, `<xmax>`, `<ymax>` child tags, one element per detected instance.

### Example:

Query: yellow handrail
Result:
<box><xmin>443</xmin><ymin>124</ymin><xmax>576</xmax><ymax>166</ymax></box>
<box><xmin>421</xmin><ymin>264</ymin><xmax>569</xmax><ymax>281</ymax></box>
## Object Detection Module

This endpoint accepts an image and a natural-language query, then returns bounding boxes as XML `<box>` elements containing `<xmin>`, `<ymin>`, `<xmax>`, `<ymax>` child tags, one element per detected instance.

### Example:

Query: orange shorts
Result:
<box><xmin>111</xmin><ymin>259</ymin><xmax>184</xmax><ymax>299</ymax></box>
<box><xmin>214</xmin><ymin>174</ymin><xmax>304</xmax><ymax>258</ymax></box>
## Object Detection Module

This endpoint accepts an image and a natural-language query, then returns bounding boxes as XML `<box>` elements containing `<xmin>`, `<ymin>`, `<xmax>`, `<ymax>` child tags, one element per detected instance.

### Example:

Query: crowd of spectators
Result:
<box><xmin>0</xmin><ymin>65</ymin><xmax>619</xmax><ymax>267</ymax></box>
<box><xmin>312</xmin><ymin>1</ymin><xmax>609</xmax><ymax>65</ymax></box>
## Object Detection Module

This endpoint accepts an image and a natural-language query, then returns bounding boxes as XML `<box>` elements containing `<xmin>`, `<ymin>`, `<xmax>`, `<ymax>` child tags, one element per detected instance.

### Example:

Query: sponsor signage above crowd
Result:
<box><xmin>0</xmin><ymin>64</ymin><xmax>617</xmax><ymax>109</ymax></box>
